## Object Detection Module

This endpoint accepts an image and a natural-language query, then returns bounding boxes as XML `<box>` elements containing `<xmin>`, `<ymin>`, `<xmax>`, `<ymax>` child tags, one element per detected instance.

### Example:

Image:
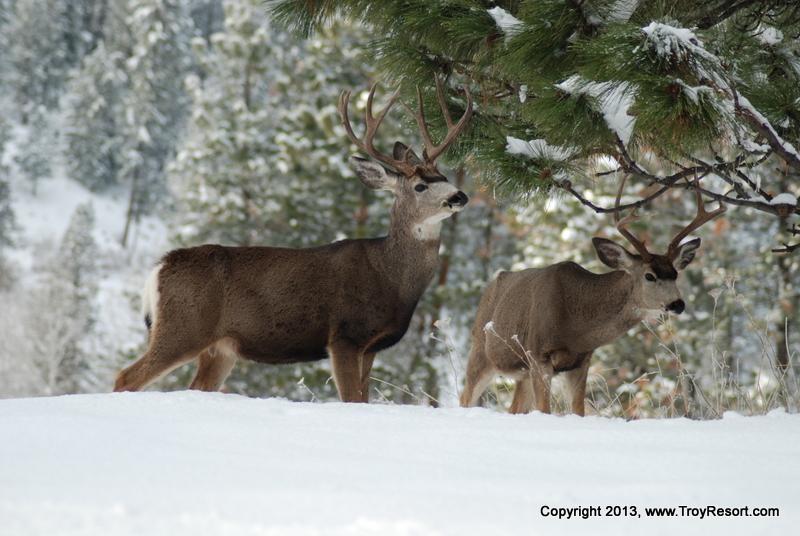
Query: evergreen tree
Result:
<box><xmin>190</xmin><ymin>0</ymin><xmax>225</xmax><ymax>44</ymax></box>
<box><xmin>14</xmin><ymin>107</ymin><xmax>54</xmax><ymax>196</ymax></box>
<box><xmin>5</xmin><ymin>0</ymin><xmax>70</xmax><ymax>112</ymax></box>
<box><xmin>272</xmin><ymin>0</ymin><xmax>800</xmax><ymax>410</ymax></box>
<box><xmin>120</xmin><ymin>0</ymin><xmax>195</xmax><ymax>246</ymax></box>
<box><xmin>169</xmin><ymin>0</ymin><xmax>288</xmax><ymax>246</ymax></box>
<box><xmin>0</xmin><ymin>178</ymin><xmax>14</xmax><ymax>289</ymax></box>
<box><xmin>61</xmin><ymin>1</ymin><xmax>109</xmax><ymax>64</ymax></box>
<box><xmin>0</xmin><ymin>116</ymin><xmax>14</xmax><ymax>281</ymax></box>
<box><xmin>272</xmin><ymin>1</ymin><xmax>800</xmax><ymax>250</ymax></box>
<box><xmin>30</xmin><ymin>203</ymin><xmax>99</xmax><ymax>394</ymax></box>
<box><xmin>64</xmin><ymin>43</ymin><xmax>129</xmax><ymax>191</ymax></box>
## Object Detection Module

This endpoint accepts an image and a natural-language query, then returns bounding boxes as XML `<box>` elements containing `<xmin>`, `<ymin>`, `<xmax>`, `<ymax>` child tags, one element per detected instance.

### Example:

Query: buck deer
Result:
<box><xmin>459</xmin><ymin>186</ymin><xmax>725</xmax><ymax>415</ymax></box>
<box><xmin>114</xmin><ymin>78</ymin><xmax>473</xmax><ymax>402</ymax></box>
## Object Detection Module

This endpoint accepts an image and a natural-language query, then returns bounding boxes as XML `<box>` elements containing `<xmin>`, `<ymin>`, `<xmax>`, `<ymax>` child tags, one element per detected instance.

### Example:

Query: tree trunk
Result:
<box><xmin>121</xmin><ymin>165</ymin><xmax>140</xmax><ymax>248</ymax></box>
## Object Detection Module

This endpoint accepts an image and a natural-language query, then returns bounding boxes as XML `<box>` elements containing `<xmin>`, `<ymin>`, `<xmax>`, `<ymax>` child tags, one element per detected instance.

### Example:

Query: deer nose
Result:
<box><xmin>667</xmin><ymin>299</ymin><xmax>685</xmax><ymax>314</ymax></box>
<box><xmin>447</xmin><ymin>191</ymin><xmax>469</xmax><ymax>207</ymax></box>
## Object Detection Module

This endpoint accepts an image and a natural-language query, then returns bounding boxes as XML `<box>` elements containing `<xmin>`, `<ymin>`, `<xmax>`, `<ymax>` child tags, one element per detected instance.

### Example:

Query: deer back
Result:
<box><xmin>477</xmin><ymin>262</ymin><xmax>640</xmax><ymax>364</ymax></box>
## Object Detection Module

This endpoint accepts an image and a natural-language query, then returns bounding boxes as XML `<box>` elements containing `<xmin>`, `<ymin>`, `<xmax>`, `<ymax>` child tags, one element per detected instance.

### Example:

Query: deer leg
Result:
<box><xmin>509</xmin><ymin>376</ymin><xmax>535</xmax><ymax>414</ymax></box>
<box><xmin>563</xmin><ymin>352</ymin><xmax>592</xmax><ymax>416</ymax></box>
<box><xmin>460</xmin><ymin>347</ymin><xmax>495</xmax><ymax>407</ymax></box>
<box><xmin>114</xmin><ymin>333</ymin><xmax>204</xmax><ymax>392</ymax></box>
<box><xmin>329</xmin><ymin>341</ymin><xmax>365</xmax><ymax>403</ymax></box>
<box><xmin>189</xmin><ymin>341</ymin><xmax>238</xmax><ymax>392</ymax></box>
<box><xmin>531</xmin><ymin>362</ymin><xmax>554</xmax><ymax>414</ymax></box>
<box><xmin>359</xmin><ymin>353</ymin><xmax>376</xmax><ymax>403</ymax></box>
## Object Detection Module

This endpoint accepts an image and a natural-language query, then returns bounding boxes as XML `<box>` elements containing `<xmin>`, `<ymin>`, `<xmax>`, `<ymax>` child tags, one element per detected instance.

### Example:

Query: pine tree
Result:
<box><xmin>0</xmin><ymin>178</ymin><xmax>15</xmax><ymax>289</ymax></box>
<box><xmin>119</xmin><ymin>0</ymin><xmax>195</xmax><ymax>246</ymax></box>
<box><xmin>169</xmin><ymin>0</ymin><xmax>288</xmax><ymax>246</ymax></box>
<box><xmin>30</xmin><ymin>202</ymin><xmax>99</xmax><ymax>394</ymax></box>
<box><xmin>14</xmin><ymin>107</ymin><xmax>54</xmax><ymax>196</ymax></box>
<box><xmin>4</xmin><ymin>0</ymin><xmax>70</xmax><ymax>112</ymax></box>
<box><xmin>61</xmin><ymin>1</ymin><xmax>109</xmax><ymax>65</ymax></box>
<box><xmin>170</xmin><ymin>1</ymin><xmax>395</xmax><ymax>248</ymax></box>
<box><xmin>0</xmin><ymin>116</ymin><xmax>14</xmax><ymax>277</ymax></box>
<box><xmin>272</xmin><ymin>1</ymin><xmax>800</xmax><ymax>251</ymax></box>
<box><xmin>64</xmin><ymin>42</ymin><xmax>129</xmax><ymax>192</ymax></box>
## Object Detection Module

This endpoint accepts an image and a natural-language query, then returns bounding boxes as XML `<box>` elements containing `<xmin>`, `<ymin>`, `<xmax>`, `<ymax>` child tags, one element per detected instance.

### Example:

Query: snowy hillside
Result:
<box><xmin>1</xmin><ymin>392</ymin><xmax>798</xmax><ymax>535</ymax></box>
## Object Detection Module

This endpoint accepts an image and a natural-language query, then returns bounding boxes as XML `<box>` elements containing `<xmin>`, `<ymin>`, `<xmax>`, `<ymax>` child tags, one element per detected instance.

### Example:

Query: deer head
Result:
<box><xmin>338</xmin><ymin>77</ymin><xmax>472</xmax><ymax>240</ymax></box>
<box><xmin>593</xmin><ymin>186</ymin><xmax>725</xmax><ymax>315</ymax></box>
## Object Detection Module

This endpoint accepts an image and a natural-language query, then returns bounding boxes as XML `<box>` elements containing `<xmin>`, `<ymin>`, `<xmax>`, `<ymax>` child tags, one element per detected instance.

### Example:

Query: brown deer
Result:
<box><xmin>114</xmin><ymin>79</ymin><xmax>473</xmax><ymax>402</ymax></box>
<box><xmin>459</xmin><ymin>187</ymin><xmax>724</xmax><ymax>415</ymax></box>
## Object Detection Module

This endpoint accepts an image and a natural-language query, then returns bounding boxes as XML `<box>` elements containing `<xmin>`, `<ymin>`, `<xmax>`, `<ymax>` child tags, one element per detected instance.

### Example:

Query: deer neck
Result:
<box><xmin>585</xmin><ymin>271</ymin><xmax>643</xmax><ymax>335</ymax></box>
<box><xmin>380</xmin><ymin>212</ymin><xmax>442</xmax><ymax>300</ymax></box>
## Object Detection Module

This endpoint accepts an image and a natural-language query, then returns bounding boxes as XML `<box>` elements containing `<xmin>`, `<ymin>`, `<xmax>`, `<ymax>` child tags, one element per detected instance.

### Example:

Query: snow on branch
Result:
<box><xmin>488</xmin><ymin>7</ymin><xmax>523</xmax><ymax>40</ymax></box>
<box><xmin>506</xmin><ymin>136</ymin><xmax>577</xmax><ymax>162</ymax></box>
<box><xmin>642</xmin><ymin>22</ymin><xmax>706</xmax><ymax>57</ymax></box>
<box><xmin>734</xmin><ymin>93</ymin><xmax>800</xmax><ymax>171</ymax></box>
<box><xmin>640</xmin><ymin>22</ymin><xmax>727</xmax><ymax>87</ymax></box>
<box><xmin>555</xmin><ymin>76</ymin><xmax>636</xmax><ymax>145</ymax></box>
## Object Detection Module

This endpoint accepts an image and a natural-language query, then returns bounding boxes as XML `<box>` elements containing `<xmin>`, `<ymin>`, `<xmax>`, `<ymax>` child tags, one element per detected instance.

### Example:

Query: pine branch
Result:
<box><xmin>695</xmin><ymin>0</ymin><xmax>760</xmax><ymax>29</ymax></box>
<box><xmin>559</xmin><ymin>180</ymin><xmax>673</xmax><ymax>214</ymax></box>
<box><xmin>731</xmin><ymin>88</ymin><xmax>800</xmax><ymax>172</ymax></box>
<box><xmin>613</xmin><ymin>136</ymin><xmax>799</xmax><ymax>217</ymax></box>
<box><xmin>772</xmin><ymin>242</ymin><xmax>800</xmax><ymax>254</ymax></box>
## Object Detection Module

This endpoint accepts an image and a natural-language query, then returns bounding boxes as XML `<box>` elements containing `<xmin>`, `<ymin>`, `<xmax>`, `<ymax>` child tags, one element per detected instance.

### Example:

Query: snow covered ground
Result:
<box><xmin>1</xmin><ymin>392</ymin><xmax>798</xmax><ymax>535</ymax></box>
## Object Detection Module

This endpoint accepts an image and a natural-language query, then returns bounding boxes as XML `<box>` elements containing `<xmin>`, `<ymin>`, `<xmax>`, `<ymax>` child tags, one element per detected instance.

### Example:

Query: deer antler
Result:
<box><xmin>667</xmin><ymin>185</ymin><xmax>726</xmax><ymax>259</ymax></box>
<box><xmin>340</xmin><ymin>77</ymin><xmax>473</xmax><ymax>177</ymax></box>
<box><xmin>410</xmin><ymin>77</ymin><xmax>473</xmax><ymax>164</ymax></box>
<box><xmin>614</xmin><ymin>175</ymin><xmax>653</xmax><ymax>261</ymax></box>
<box><xmin>338</xmin><ymin>84</ymin><xmax>417</xmax><ymax>177</ymax></box>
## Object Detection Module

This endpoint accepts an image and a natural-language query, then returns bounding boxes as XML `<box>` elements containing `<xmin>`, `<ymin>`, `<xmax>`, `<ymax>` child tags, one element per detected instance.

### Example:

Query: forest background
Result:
<box><xmin>0</xmin><ymin>0</ymin><xmax>798</xmax><ymax>419</ymax></box>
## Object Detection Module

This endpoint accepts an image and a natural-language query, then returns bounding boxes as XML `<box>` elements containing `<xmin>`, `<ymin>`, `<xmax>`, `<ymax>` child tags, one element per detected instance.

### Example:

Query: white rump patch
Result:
<box><xmin>142</xmin><ymin>263</ymin><xmax>163</xmax><ymax>329</ymax></box>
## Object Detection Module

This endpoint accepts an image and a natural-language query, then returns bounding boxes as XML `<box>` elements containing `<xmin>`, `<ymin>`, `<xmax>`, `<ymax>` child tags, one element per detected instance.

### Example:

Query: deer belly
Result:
<box><xmin>547</xmin><ymin>349</ymin><xmax>583</xmax><ymax>372</ymax></box>
<box><xmin>235</xmin><ymin>337</ymin><xmax>329</xmax><ymax>364</ymax></box>
<box><xmin>229</xmin><ymin>322</ymin><xmax>329</xmax><ymax>365</ymax></box>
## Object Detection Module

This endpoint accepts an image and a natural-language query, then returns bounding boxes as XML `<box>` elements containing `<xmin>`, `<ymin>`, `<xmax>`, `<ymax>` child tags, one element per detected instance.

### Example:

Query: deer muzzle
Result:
<box><xmin>666</xmin><ymin>299</ymin><xmax>685</xmax><ymax>315</ymax></box>
<box><xmin>446</xmin><ymin>191</ymin><xmax>469</xmax><ymax>209</ymax></box>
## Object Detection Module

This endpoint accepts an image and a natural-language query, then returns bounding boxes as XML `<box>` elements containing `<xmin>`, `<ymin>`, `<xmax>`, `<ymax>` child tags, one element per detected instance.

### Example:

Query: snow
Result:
<box><xmin>506</xmin><ymin>136</ymin><xmax>577</xmax><ymax>162</ymax></box>
<box><xmin>757</xmin><ymin>26</ymin><xmax>784</xmax><ymax>46</ymax></box>
<box><xmin>1</xmin><ymin>392</ymin><xmax>799</xmax><ymax>535</ymax></box>
<box><xmin>554</xmin><ymin>77</ymin><xmax>636</xmax><ymax>144</ymax></box>
<box><xmin>736</xmin><ymin>94</ymin><xmax>800</xmax><ymax>162</ymax></box>
<box><xmin>639</xmin><ymin>22</ymin><xmax>724</xmax><ymax>86</ymax></box>
<box><xmin>487</xmin><ymin>7</ymin><xmax>523</xmax><ymax>39</ymax></box>
<box><xmin>642</xmin><ymin>22</ymin><xmax>703</xmax><ymax>53</ymax></box>
<box><xmin>741</xmin><ymin>139</ymin><xmax>770</xmax><ymax>153</ymax></box>
<box><xmin>769</xmin><ymin>193</ymin><xmax>797</xmax><ymax>206</ymax></box>
<box><xmin>607</xmin><ymin>0</ymin><xmax>640</xmax><ymax>23</ymax></box>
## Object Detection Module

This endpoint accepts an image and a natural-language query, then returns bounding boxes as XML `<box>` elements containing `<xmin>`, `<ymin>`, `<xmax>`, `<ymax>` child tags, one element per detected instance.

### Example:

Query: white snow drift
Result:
<box><xmin>2</xmin><ymin>392</ymin><xmax>799</xmax><ymax>535</ymax></box>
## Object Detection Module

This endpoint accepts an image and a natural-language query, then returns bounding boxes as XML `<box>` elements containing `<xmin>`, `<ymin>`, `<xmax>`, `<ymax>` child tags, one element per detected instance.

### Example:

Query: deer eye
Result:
<box><xmin>645</xmin><ymin>273</ymin><xmax>656</xmax><ymax>282</ymax></box>
<box><xmin>414</xmin><ymin>183</ymin><xmax>428</xmax><ymax>193</ymax></box>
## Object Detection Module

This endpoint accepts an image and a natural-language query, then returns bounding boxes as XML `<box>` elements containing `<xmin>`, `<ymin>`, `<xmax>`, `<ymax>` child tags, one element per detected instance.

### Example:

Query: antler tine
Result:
<box><xmin>426</xmin><ymin>84</ymin><xmax>473</xmax><ymax>163</ymax></box>
<box><xmin>613</xmin><ymin>175</ymin><xmax>652</xmax><ymax>260</ymax></box>
<box><xmin>363</xmin><ymin>84</ymin><xmax>400</xmax><ymax>152</ymax></box>
<box><xmin>434</xmin><ymin>77</ymin><xmax>454</xmax><ymax>129</ymax></box>
<box><xmin>338</xmin><ymin>84</ymin><xmax>414</xmax><ymax>175</ymax></box>
<box><xmin>667</xmin><ymin>185</ymin><xmax>726</xmax><ymax>259</ymax></box>
<box><xmin>413</xmin><ymin>85</ymin><xmax>436</xmax><ymax>159</ymax></box>
<box><xmin>411</xmin><ymin>77</ymin><xmax>474</xmax><ymax>164</ymax></box>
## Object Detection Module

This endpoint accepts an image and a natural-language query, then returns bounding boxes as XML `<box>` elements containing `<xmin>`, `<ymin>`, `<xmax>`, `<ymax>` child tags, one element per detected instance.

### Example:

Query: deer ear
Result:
<box><xmin>393</xmin><ymin>142</ymin><xmax>422</xmax><ymax>166</ymax></box>
<box><xmin>349</xmin><ymin>156</ymin><xmax>398</xmax><ymax>192</ymax></box>
<box><xmin>593</xmin><ymin>237</ymin><xmax>635</xmax><ymax>270</ymax></box>
<box><xmin>672</xmin><ymin>238</ymin><xmax>701</xmax><ymax>270</ymax></box>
